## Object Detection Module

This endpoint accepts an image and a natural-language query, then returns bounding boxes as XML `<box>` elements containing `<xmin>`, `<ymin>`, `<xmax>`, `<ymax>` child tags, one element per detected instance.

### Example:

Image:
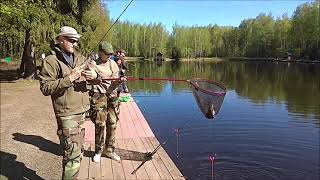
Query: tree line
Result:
<box><xmin>112</xmin><ymin>2</ymin><xmax>318</xmax><ymax>60</ymax></box>
<box><xmin>0</xmin><ymin>1</ymin><xmax>319</xmax><ymax>78</ymax></box>
<box><xmin>1</xmin><ymin>0</ymin><xmax>111</xmax><ymax>78</ymax></box>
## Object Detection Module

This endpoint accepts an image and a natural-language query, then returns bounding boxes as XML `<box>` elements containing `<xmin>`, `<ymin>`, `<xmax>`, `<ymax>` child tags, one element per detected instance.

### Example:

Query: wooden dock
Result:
<box><xmin>79</xmin><ymin>95</ymin><xmax>185</xmax><ymax>180</ymax></box>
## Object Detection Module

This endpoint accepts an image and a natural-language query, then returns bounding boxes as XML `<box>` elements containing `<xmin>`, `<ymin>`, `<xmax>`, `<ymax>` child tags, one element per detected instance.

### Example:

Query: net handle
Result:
<box><xmin>128</xmin><ymin>77</ymin><xmax>186</xmax><ymax>82</ymax></box>
<box><xmin>97</xmin><ymin>77</ymin><xmax>226</xmax><ymax>96</ymax></box>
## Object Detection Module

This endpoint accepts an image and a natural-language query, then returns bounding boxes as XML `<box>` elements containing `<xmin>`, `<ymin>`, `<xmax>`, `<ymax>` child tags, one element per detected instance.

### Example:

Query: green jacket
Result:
<box><xmin>39</xmin><ymin>46</ymin><xmax>90</xmax><ymax>117</ymax></box>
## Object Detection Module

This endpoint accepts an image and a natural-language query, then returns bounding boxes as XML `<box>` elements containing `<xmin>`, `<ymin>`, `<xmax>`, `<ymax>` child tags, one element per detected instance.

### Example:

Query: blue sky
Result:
<box><xmin>104</xmin><ymin>0</ymin><xmax>312</xmax><ymax>32</ymax></box>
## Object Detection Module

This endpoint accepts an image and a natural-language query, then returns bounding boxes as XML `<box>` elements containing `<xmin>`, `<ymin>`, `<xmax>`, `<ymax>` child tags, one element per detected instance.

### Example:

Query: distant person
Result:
<box><xmin>83</xmin><ymin>41</ymin><xmax>125</xmax><ymax>163</ymax></box>
<box><xmin>116</xmin><ymin>50</ymin><xmax>129</xmax><ymax>94</ymax></box>
<box><xmin>38</xmin><ymin>26</ymin><xmax>90</xmax><ymax>179</ymax></box>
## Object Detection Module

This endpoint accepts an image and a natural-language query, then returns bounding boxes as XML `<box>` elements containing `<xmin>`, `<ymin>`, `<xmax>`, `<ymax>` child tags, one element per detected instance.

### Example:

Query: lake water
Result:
<box><xmin>126</xmin><ymin>60</ymin><xmax>319</xmax><ymax>180</ymax></box>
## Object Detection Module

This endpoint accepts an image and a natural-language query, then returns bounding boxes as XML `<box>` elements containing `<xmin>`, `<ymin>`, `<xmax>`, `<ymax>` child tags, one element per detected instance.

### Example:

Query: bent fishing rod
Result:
<box><xmin>131</xmin><ymin>142</ymin><xmax>166</xmax><ymax>174</ymax></box>
<box><xmin>89</xmin><ymin>77</ymin><xmax>226</xmax><ymax>96</ymax></box>
<box><xmin>78</xmin><ymin>0</ymin><xmax>134</xmax><ymax>68</ymax></box>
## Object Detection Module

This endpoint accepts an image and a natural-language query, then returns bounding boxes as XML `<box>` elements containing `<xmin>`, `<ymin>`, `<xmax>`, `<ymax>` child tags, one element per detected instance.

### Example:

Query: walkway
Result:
<box><xmin>79</xmin><ymin>95</ymin><xmax>185</xmax><ymax>180</ymax></box>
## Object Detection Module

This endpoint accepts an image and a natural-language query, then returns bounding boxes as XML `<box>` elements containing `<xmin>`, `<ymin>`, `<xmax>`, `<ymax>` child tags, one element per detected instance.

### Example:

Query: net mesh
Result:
<box><xmin>189</xmin><ymin>78</ymin><xmax>226</xmax><ymax>119</ymax></box>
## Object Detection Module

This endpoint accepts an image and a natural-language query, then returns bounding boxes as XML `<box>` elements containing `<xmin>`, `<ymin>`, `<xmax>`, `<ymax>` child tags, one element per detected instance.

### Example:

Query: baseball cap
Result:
<box><xmin>99</xmin><ymin>41</ymin><xmax>114</xmax><ymax>54</ymax></box>
<box><xmin>57</xmin><ymin>26</ymin><xmax>81</xmax><ymax>41</ymax></box>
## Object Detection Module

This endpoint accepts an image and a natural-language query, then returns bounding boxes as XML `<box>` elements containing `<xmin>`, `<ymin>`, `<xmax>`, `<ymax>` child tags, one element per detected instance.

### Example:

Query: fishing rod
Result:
<box><xmin>131</xmin><ymin>142</ymin><xmax>166</xmax><ymax>174</ymax></box>
<box><xmin>79</xmin><ymin>0</ymin><xmax>134</xmax><ymax>68</ymax></box>
<box><xmin>89</xmin><ymin>77</ymin><xmax>226</xmax><ymax>96</ymax></box>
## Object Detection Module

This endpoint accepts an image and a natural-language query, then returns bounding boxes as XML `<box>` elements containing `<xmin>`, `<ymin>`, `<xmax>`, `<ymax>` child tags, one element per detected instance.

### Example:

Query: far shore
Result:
<box><xmin>125</xmin><ymin>57</ymin><xmax>223</xmax><ymax>62</ymax></box>
<box><xmin>1</xmin><ymin>56</ymin><xmax>319</xmax><ymax>71</ymax></box>
<box><xmin>125</xmin><ymin>56</ymin><xmax>319</xmax><ymax>63</ymax></box>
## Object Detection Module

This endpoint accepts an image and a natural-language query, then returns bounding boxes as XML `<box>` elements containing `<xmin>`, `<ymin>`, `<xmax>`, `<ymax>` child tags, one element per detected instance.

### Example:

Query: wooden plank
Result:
<box><xmin>115</xmin><ymin>104</ymin><xmax>123</xmax><ymax>140</ymax></box>
<box><xmin>117</xmin><ymin>139</ymin><xmax>137</xmax><ymax>180</ymax></box>
<box><xmin>89</xmin><ymin>142</ymin><xmax>102</xmax><ymax>179</ymax></box>
<box><xmin>149</xmin><ymin>137</ymin><xmax>185</xmax><ymax>180</ymax></box>
<box><xmin>133</xmin><ymin>138</ymin><xmax>161</xmax><ymax>179</ymax></box>
<box><xmin>78</xmin><ymin>142</ymin><xmax>91</xmax><ymax>179</ymax></box>
<box><xmin>127</xmin><ymin>102</ymin><xmax>150</xmax><ymax>137</ymax></box>
<box><xmin>141</xmin><ymin>138</ymin><xmax>173</xmax><ymax>180</ymax></box>
<box><xmin>101</xmin><ymin>155</ymin><xmax>113</xmax><ymax>179</ymax></box>
<box><xmin>80</xmin><ymin>96</ymin><xmax>185</xmax><ymax>180</ymax></box>
<box><xmin>126</xmin><ymin>102</ymin><xmax>149</xmax><ymax>138</ymax></box>
<box><xmin>115</xmin><ymin>119</ymin><xmax>123</xmax><ymax>140</ymax></box>
<box><xmin>128</xmin><ymin>102</ymin><xmax>154</xmax><ymax>137</ymax></box>
<box><xmin>115</xmin><ymin>105</ymin><xmax>123</xmax><ymax>140</ymax></box>
<box><xmin>118</xmin><ymin>104</ymin><xmax>131</xmax><ymax>139</ymax></box>
<box><xmin>79</xmin><ymin>153</ymin><xmax>90</xmax><ymax>179</ymax></box>
<box><xmin>125</xmin><ymin>138</ymin><xmax>149</xmax><ymax>179</ymax></box>
<box><xmin>111</xmin><ymin>140</ymin><xmax>126</xmax><ymax>180</ymax></box>
<box><xmin>121</xmin><ymin>103</ymin><xmax>139</xmax><ymax>139</ymax></box>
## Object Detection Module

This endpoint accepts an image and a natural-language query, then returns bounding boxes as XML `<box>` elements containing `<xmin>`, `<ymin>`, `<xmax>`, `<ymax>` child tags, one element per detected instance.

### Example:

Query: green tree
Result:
<box><xmin>0</xmin><ymin>0</ymin><xmax>111</xmax><ymax>78</ymax></box>
<box><xmin>290</xmin><ymin>2</ymin><xmax>319</xmax><ymax>59</ymax></box>
<box><xmin>1</xmin><ymin>0</ymin><xmax>51</xmax><ymax>78</ymax></box>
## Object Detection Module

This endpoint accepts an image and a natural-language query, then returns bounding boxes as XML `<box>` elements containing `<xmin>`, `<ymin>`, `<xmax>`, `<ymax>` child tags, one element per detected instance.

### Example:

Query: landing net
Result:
<box><xmin>188</xmin><ymin>78</ymin><xmax>226</xmax><ymax>119</ymax></box>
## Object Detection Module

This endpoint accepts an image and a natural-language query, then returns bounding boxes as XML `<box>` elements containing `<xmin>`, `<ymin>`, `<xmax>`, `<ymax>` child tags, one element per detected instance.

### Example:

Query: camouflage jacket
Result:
<box><xmin>39</xmin><ymin>46</ymin><xmax>90</xmax><ymax>117</ymax></box>
<box><xmin>90</xmin><ymin>58</ymin><xmax>120</xmax><ymax>96</ymax></box>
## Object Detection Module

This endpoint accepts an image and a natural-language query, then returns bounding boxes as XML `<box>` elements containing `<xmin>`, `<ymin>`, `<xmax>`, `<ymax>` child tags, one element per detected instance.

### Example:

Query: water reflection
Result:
<box><xmin>128</xmin><ymin>61</ymin><xmax>320</xmax><ymax>122</ymax></box>
<box><xmin>126</xmin><ymin>61</ymin><xmax>319</xmax><ymax>179</ymax></box>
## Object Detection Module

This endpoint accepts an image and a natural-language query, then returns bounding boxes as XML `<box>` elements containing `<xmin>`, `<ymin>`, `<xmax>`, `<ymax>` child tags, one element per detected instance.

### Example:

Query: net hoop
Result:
<box><xmin>188</xmin><ymin>78</ymin><xmax>227</xmax><ymax>119</ymax></box>
<box><xmin>97</xmin><ymin>77</ymin><xmax>227</xmax><ymax>119</ymax></box>
<box><xmin>188</xmin><ymin>78</ymin><xmax>226</xmax><ymax>96</ymax></box>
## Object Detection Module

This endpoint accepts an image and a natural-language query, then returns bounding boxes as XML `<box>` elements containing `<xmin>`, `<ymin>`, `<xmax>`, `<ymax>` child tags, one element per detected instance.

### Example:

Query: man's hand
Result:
<box><xmin>119</xmin><ymin>76</ymin><xmax>127</xmax><ymax>82</ymax></box>
<box><xmin>82</xmin><ymin>68</ymin><xmax>97</xmax><ymax>80</ymax></box>
<box><xmin>69</xmin><ymin>66</ymin><xmax>84</xmax><ymax>82</ymax></box>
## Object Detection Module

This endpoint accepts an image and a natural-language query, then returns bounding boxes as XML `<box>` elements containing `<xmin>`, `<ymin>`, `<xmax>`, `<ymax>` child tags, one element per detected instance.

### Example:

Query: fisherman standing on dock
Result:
<box><xmin>83</xmin><ymin>41</ymin><xmax>125</xmax><ymax>162</ymax></box>
<box><xmin>39</xmin><ymin>26</ymin><xmax>90</xmax><ymax>179</ymax></box>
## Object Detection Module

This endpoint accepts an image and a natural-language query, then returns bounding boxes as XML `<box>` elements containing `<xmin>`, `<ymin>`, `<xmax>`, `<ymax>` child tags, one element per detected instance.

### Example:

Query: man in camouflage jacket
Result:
<box><xmin>39</xmin><ymin>26</ymin><xmax>89</xmax><ymax>179</ymax></box>
<box><xmin>82</xmin><ymin>41</ymin><xmax>123</xmax><ymax>163</ymax></box>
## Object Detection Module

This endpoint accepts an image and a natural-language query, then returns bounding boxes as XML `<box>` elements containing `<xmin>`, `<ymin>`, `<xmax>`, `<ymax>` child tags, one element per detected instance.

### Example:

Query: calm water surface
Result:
<box><xmin>126</xmin><ymin>61</ymin><xmax>319</xmax><ymax>180</ymax></box>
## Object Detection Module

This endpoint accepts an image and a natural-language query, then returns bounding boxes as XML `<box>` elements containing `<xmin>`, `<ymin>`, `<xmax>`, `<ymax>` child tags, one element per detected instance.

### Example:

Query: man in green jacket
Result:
<box><xmin>39</xmin><ymin>26</ymin><xmax>90</xmax><ymax>179</ymax></box>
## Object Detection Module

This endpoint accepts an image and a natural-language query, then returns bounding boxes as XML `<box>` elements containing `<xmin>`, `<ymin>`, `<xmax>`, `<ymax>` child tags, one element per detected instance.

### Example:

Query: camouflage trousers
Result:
<box><xmin>89</xmin><ymin>93</ymin><xmax>119</xmax><ymax>154</ymax></box>
<box><xmin>57</xmin><ymin>113</ymin><xmax>85</xmax><ymax>180</ymax></box>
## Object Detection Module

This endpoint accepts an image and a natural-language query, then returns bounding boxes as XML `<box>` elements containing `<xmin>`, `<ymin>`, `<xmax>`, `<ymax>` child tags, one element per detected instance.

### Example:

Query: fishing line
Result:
<box><xmin>89</xmin><ymin>0</ymin><xmax>134</xmax><ymax>56</ymax></box>
<box><xmin>129</xmin><ymin>77</ymin><xmax>225</xmax><ymax>176</ymax></box>
<box><xmin>134</xmin><ymin>90</ymin><xmax>212</xmax><ymax>178</ymax></box>
<box><xmin>78</xmin><ymin>0</ymin><xmax>134</xmax><ymax>66</ymax></box>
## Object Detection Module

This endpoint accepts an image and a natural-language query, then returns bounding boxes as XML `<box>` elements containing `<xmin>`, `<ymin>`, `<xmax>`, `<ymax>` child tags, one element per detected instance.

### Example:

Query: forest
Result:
<box><xmin>0</xmin><ymin>0</ymin><xmax>319</xmax><ymax>78</ymax></box>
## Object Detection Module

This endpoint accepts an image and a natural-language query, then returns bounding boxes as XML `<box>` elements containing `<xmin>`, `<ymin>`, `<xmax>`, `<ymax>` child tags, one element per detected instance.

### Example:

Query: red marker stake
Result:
<box><xmin>209</xmin><ymin>154</ymin><xmax>216</xmax><ymax>180</ymax></box>
<box><xmin>174</xmin><ymin>128</ymin><xmax>180</xmax><ymax>158</ymax></box>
